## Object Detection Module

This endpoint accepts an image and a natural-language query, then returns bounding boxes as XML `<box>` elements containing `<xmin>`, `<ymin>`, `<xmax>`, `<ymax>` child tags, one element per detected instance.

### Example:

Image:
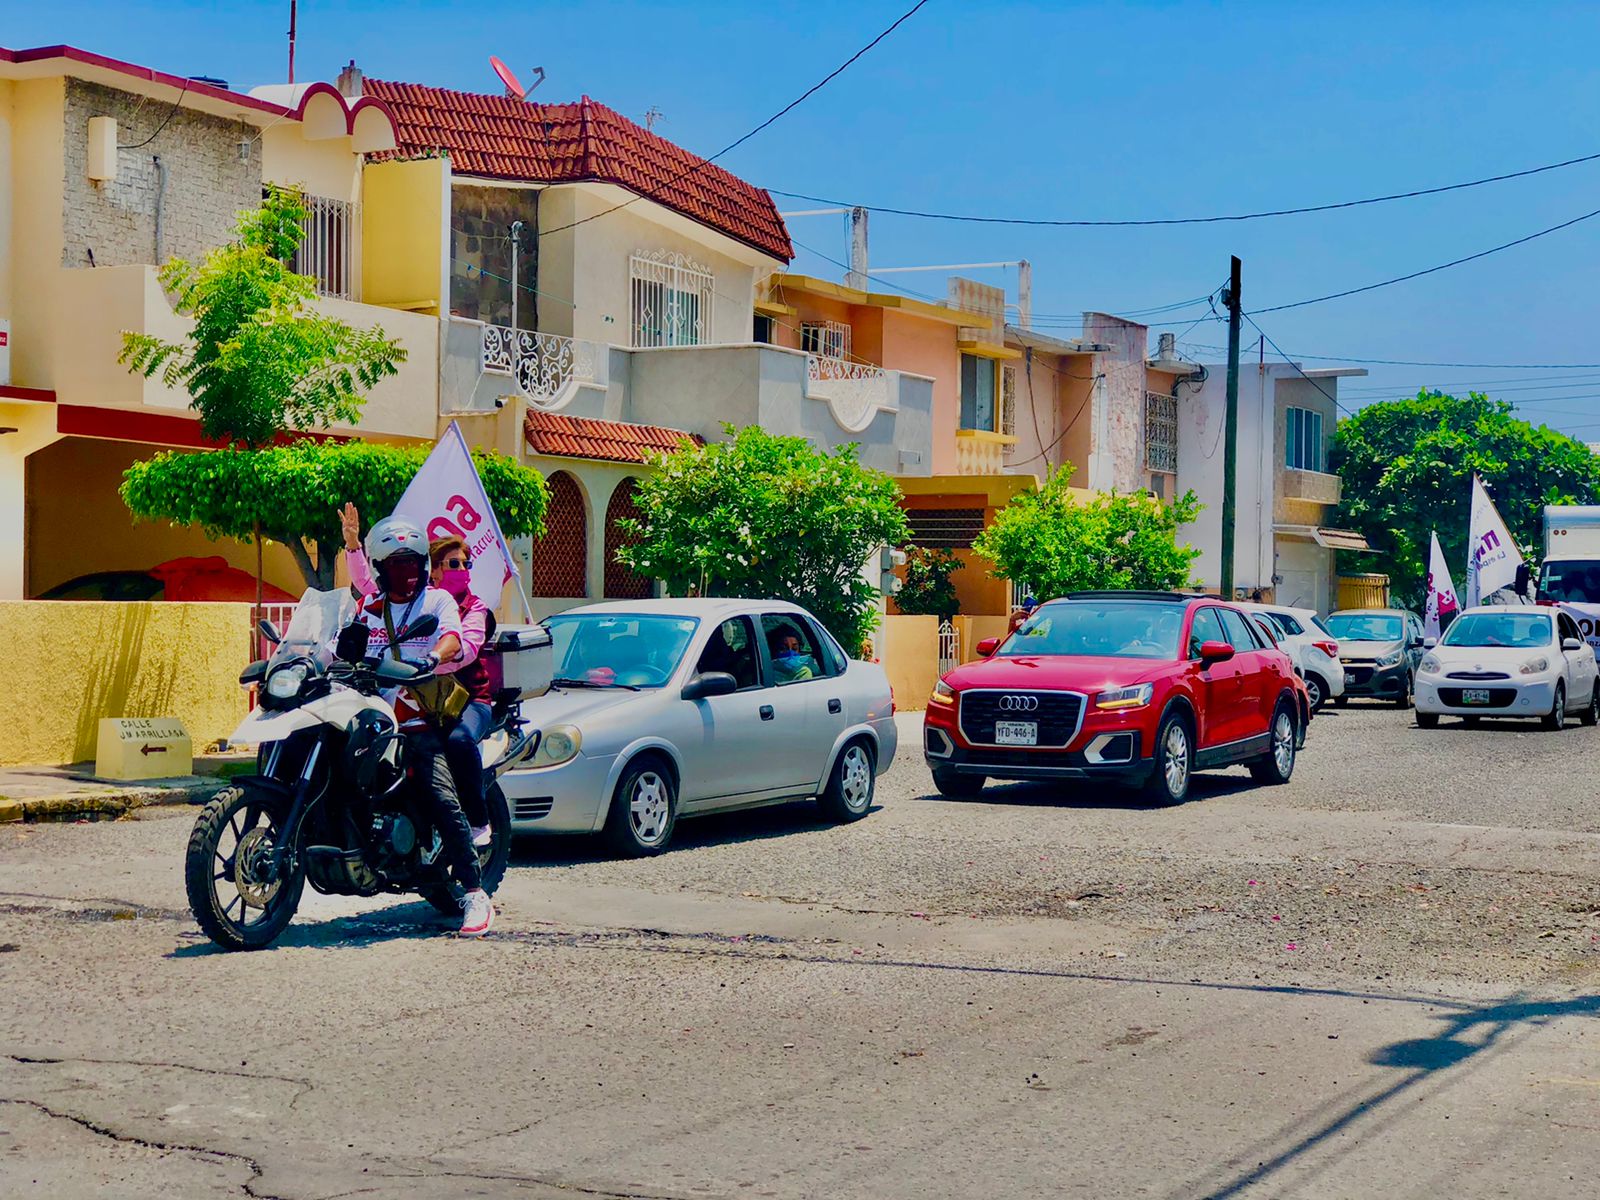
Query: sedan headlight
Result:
<box><xmin>1519</xmin><ymin>656</ymin><xmax>1550</xmax><ymax>676</ymax></box>
<box><xmin>1419</xmin><ymin>654</ymin><xmax>1442</xmax><ymax>675</ymax></box>
<box><xmin>534</xmin><ymin>724</ymin><xmax>582</xmax><ymax>766</ymax></box>
<box><xmin>265</xmin><ymin>662</ymin><xmax>309</xmax><ymax>699</ymax></box>
<box><xmin>1095</xmin><ymin>682</ymin><xmax>1154</xmax><ymax>711</ymax></box>
<box><xmin>1376</xmin><ymin>651</ymin><xmax>1403</xmax><ymax>669</ymax></box>
<box><xmin>930</xmin><ymin>679</ymin><xmax>955</xmax><ymax>706</ymax></box>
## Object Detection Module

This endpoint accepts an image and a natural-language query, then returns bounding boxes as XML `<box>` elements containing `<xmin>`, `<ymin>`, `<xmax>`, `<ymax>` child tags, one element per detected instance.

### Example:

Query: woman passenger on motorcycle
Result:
<box><xmin>355</xmin><ymin>517</ymin><xmax>494</xmax><ymax>937</ymax></box>
<box><xmin>341</xmin><ymin>507</ymin><xmax>496</xmax><ymax>848</ymax></box>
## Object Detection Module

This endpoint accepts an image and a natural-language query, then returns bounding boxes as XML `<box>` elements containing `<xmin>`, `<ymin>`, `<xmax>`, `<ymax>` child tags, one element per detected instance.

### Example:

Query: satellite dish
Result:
<box><xmin>490</xmin><ymin>55</ymin><xmax>525</xmax><ymax>100</ymax></box>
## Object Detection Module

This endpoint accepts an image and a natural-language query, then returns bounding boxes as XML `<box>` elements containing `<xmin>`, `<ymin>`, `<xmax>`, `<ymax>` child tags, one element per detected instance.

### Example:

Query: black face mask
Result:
<box><xmin>382</xmin><ymin>555</ymin><xmax>425</xmax><ymax>600</ymax></box>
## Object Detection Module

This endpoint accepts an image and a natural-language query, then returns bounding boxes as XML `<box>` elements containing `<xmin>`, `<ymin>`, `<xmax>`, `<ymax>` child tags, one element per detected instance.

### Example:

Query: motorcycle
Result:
<box><xmin>185</xmin><ymin>589</ymin><xmax>536</xmax><ymax>950</ymax></box>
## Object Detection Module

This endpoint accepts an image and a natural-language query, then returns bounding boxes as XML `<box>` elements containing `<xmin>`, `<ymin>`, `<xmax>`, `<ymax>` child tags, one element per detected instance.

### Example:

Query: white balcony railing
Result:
<box><xmin>481</xmin><ymin>326</ymin><xmax>598</xmax><ymax>408</ymax></box>
<box><xmin>805</xmin><ymin>353</ymin><xmax>892</xmax><ymax>432</ymax></box>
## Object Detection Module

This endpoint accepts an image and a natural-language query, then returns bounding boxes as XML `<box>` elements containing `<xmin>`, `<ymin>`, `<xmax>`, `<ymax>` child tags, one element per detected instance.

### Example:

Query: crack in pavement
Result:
<box><xmin>0</xmin><ymin>1095</ymin><xmax>287</xmax><ymax>1200</ymax></box>
<box><xmin>367</xmin><ymin>1165</ymin><xmax>713</xmax><ymax>1199</ymax></box>
<box><xmin>4</xmin><ymin>1052</ymin><xmax>317</xmax><ymax>1109</ymax></box>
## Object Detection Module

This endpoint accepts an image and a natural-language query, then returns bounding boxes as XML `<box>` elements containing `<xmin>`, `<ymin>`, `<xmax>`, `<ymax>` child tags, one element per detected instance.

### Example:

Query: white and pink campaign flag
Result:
<box><xmin>1424</xmin><ymin>531</ymin><xmax>1459</xmax><ymax>641</ymax></box>
<box><xmin>1464</xmin><ymin>474</ymin><xmax>1524</xmax><ymax>607</ymax></box>
<box><xmin>393</xmin><ymin>421</ymin><xmax>531</xmax><ymax>618</ymax></box>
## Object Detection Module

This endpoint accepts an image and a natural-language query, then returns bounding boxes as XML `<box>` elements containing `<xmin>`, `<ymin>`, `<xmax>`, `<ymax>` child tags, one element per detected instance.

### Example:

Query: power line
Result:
<box><xmin>1180</xmin><ymin>342</ymin><xmax>1600</xmax><ymax>371</ymax></box>
<box><xmin>1252</xmin><ymin>204</ymin><xmax>1600</xmax><ymax>315</ymax></box>
<box><xmin>767</xmin><ymin>147</ymin><xmax>1600</xmax><ymax>228</ymax></box>
<box><xmin>539</xmin><ymin>0</ymin><xmax>931</xmax><ymax>242</ymax></box>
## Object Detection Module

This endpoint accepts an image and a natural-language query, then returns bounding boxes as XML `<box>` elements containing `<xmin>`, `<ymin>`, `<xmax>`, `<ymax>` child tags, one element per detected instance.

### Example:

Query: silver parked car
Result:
<box><xmin>499</xmin><ymin>598</ymin><xmax>898</xmax><ymax>855</ymax></box>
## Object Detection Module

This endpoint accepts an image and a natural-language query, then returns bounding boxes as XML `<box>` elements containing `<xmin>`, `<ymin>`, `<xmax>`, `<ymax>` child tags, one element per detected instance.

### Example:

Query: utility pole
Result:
<box><xmin>1220</xmin><ymin>255</ymin><xmax>1242</xmax><ymax>599</ymax></box>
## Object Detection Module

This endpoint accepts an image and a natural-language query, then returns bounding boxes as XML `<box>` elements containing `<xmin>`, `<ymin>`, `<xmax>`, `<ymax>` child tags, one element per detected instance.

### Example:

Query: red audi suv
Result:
<box><xmin>923</xmin><ymin>591</ymin><xmax>1310</xmax><ymax>805</ymax></box>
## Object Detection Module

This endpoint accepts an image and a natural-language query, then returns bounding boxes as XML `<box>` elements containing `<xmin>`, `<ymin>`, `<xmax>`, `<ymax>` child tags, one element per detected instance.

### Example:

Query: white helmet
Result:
<box><xmin>364</xmin><ymin>516</ymin><xmax>428</xmax><ymax>565</ymax></box>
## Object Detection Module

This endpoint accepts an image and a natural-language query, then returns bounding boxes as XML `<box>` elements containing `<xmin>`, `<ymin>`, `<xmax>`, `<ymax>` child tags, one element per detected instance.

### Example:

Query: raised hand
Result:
<box><xmin>339</xmin><ymin>502</ymin><xmax>361</xmax><ymax>552</ymax></box>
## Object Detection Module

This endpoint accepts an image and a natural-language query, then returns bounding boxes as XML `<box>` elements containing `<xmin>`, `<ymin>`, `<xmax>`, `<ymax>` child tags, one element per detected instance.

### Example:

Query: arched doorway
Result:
<box><xmin>530</xmin><ymin>470</ymin><xmax>588</xmax><ymax>597</ymax></box>
<box><xmin>603</xmin><ymin>477</ymin><xmax>653</xmax><ymax>599</ymax></box>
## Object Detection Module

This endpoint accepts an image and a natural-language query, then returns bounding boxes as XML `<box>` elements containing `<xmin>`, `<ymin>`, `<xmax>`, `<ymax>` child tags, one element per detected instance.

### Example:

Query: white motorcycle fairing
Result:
<box><xmin>232</xmin><ymin>688</ymin><xmax>396</xmax><ymax>746</ymax></box>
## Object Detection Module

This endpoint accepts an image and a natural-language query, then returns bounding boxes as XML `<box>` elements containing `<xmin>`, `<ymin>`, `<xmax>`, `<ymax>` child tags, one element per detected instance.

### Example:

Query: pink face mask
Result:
<box><xmin>439</xmin><ymin>568</ymin><xmax>472</xmax><ymax>597</ymax></box>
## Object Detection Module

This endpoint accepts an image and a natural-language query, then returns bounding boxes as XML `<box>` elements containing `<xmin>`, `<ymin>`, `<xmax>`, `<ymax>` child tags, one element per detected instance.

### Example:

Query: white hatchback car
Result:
<box><xmin>1238</xmin><ymin>603</ymin><xmax>1346</xmax><ymax>711</ymax></box>
<box><xmin>499</xmin><ymin>599</ymin><xmax>898</xmax><ymax>855</ymax></box>
<box><xmin>1415</xmin><ymin>605</ymin><xmax>1600</xmax><ymax>729</ymax></box>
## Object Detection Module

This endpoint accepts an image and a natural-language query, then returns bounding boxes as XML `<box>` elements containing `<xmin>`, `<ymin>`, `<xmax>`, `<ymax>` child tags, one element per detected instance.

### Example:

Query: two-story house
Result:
<box><xmin>0</xmin><ymin>45</ymin><xmax>439</xmax><ymax>600</ymax></box>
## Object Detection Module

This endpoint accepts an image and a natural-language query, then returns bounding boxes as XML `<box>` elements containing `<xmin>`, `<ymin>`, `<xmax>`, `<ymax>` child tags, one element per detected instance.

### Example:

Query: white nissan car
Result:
<box><xmin>1415</xmin><ymin>606</ymin><xmax>1600</xmax><ymax>729</ymax></box>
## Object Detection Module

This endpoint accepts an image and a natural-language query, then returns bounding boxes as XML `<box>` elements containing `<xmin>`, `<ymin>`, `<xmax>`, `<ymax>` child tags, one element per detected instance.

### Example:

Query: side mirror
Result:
<box><xmin>682</xmin><ymin>671</ymin><xmax>738</xmax><ymax>701</ymax></box>
<box><xmin>257</xmin><ymin>618</ymin><xmax>283</xmax><ymax>645</ymax></box>
<box><xmin>1423</xmin><ymin>636</ymin><xmax>1438</xmax><ymax>649</ymax></box>
<box><xmin>1198</xmin><ymin>639</ymin><xmax>1235</xmax><ymax>664</ymax></box>
<box><xmin>1563</xmin><ymin>637</ymin><xmax>1584</xmax><ymax>652</ymax></box>
<box><xmin>395</xmin><ymin>614</ymin><xmax>439</xmax><ymax>643</ymax></box>
<box><xmin>336</xmin><ymin>622</ymin><xmax>371</xmax><ymax>664</ymax></box>
<box><xmin>1409</xmin><ymin>635</ymin><xmax>1424</xmax><ymax>648</ymax></box>
<box><xmin>239</xmin><ymin>660</ymin><xmax>267</xmax><ymax>685</ymax></box>
<box><xmin>975</xmin><ymin>637</ymin><xmax>1000</xmax><ymax>658</ymax></box>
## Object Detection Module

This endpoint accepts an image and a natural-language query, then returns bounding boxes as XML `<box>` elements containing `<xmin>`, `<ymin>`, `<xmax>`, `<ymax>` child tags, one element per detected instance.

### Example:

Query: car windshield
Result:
<box><xmin>1001</xmin><ymin>601</ymin><xmax>1183</xmax><ymax>660</ymax></box>
<box><xmin>1440</xmin><ymin>612</ymin><xmax>1553</xmax><ymax>649</ymax></box>
<box><xmin>1539</xmin><ymin>559</ymin><xmax>1600</xmax><ymax>604</ymax></box>
<box><xmin>544</xmin><ymin>613</ymin><xmax>699</xmax><ymax>688</ymax></box>
<box><xmin>1327</xmin><ymin>613</ymin><xmax>1403</xmax><ymax>642</ymax></box>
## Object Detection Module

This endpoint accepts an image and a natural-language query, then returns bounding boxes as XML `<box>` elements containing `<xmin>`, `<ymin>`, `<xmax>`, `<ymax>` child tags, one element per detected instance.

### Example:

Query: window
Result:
<box><xmin>800</xmin><ymin>320</ymin><xmax>851</xmax><ymax>360</ymax></box>
<box><xmin>1188</xmin><ymin>608</ymin><xmax>1225</xmax><ymax>658</ymax></box>
<box><xmin>905</xmin><ymin>507</ymin><xmax>986</xmax><ymax>549</ymax></box>
<box><xmin>806</xmin><ymin>618</ymin><xmax>849</xmax><ymax>675</ymax></box>
<box><xmin>602</xmin><ymin>477</ymin><xmax>652</xmax><ymax>600</ymax></box>
<box><xmin>1285</xmin><ymin>406</ymin><xmax>1326</xmax><ymax>472</ymax></box>
<box><xmin>1145</xmin><ymin>390</ymin><xmax>1178</xmax><ymax>474</ymax></box>
<box><xmin>1265</xmin><ymin>609</ymin><xmax>1305</xmax><ymax>635</ymax></box>
<box><xmin>695</xmin><ymin>617</ymin><xmax>761</xmax><ymax>690</ymax></box>
<box><xmin>960</xmin><ymin>354</ymin><xmax>997</xmax><ymax>431</ymax></box>
<box><xmin>762</xmin><ymin>614</ymin><xmax>827</xmax><ymax>684</ymax></box>
<box><xmin>281</xmin><ymin>193</ymin><xmax>359</xmax><ymax>301</ymax></box>
<box><xmin>530</xmin><ymin>471</ymin><xmax>588</xmax><ymax>597</ymax></box>
<box><xmin>1220</xmin><ymin>607</ymin><xmax>1264</xmax><ymax>652</ymax></box>
<box><xmin>999</xmin><ymin>601</ymin><xmax>1185</xmax><ymax>660</ymax></box>
<box><xmin>544</xmin><ymin>613</ymin><xmax>698</xmax><ymax>689</ymax></box>
<box><xmin>1559</xmin><ymin>612</ymin><xmax>1581</xmax><ymax>644</ymax></box>
<box><xmin>753</xmin><ymin>314</ymin><xmax>775</xmax><ymax>344</ymax></box>
<box><xmin>630</xmin><ymin>250</ymin><xmax>713</xmax><ymax>347</ymax></box>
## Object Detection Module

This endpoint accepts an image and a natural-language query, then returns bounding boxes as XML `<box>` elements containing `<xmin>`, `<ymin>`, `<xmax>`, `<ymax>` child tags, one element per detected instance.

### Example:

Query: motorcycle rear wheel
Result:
<box><xmin>185</xmin><ymin>783</ymin><xmax>305</xmax><ymax>951</ymax></box>
<box><xmin>420</xmin><ymin>781</ymin><xmax>512</xmax><ymax>918</ymax></box>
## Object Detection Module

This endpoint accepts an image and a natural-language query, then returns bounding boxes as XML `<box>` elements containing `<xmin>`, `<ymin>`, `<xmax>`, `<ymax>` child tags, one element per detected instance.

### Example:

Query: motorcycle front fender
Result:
<box><xmin>232</xmin><ymin>689</ymin><xmax>395</xmax><ymax>746</ymax></box>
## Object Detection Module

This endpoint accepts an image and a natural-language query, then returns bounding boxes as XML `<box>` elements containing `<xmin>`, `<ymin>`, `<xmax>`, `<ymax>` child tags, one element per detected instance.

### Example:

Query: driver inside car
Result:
<box><xmin>347</xmin><ymin>517</ymin><xmax>494</xmax><ymax>938</ymax></box>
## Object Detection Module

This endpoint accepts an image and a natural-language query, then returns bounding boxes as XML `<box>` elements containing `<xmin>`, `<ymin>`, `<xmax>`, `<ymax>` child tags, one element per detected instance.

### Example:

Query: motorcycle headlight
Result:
<box><xmin>265</xmin><ymin>662</ymin><xmax>309</xmax><ymax>699</ymax></box>
<box><xmin>1376</xmin><ymin>651</ymin><xmax>1403</xmax><ymax>669</ymax></box>
<box><xmin>1095</xmin><ymin>682</ymin><xmax>1154</xmax><ymax>710</ymax></box>
<box><xmin>534</xmin><ymin>724</ymin><xmax>582</xmax><ymax>766</ymax></box>
<box><xmin>1519</xmin><ymin>656</ymin><xmax>1550</xmax><ymax>676</ymax></box>
<box><xmin>930</xmin><ymin>679</ymin><xmax>955</xmax><ymax>706</ymax></box>
<box><xmin>1419</xmin><ymin>654</ymin><xmax>1442</xmax><ymax>675</ymax></box>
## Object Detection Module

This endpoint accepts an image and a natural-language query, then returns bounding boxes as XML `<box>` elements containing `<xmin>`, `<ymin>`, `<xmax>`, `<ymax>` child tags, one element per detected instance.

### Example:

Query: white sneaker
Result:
<box><xmin>470</xmin><ymin>824</ymin><xmax>493</xmax><ymax>848</ymax></box>
<box><xmin>460</xmin><ymin>889</ymin><xmax>494</xmax><ymax>937</ymax></box>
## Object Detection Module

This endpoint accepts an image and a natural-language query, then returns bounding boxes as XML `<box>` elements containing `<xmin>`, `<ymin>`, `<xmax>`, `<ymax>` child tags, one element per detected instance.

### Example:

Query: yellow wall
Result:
<box><xmin>262</xmin><ymin>124</ymin><xmax>359</xmax><ymax>203</ymax></box>
<box><xmin>875</xmin><ymin>614</ymin><xmax>938</xmax><ymax>713</ymax></box>
<box><xmin>25</xmin><ymin>436</ymin><xmax>303</xmax><ymax>598</ymax></box>
<box><xmin>6</xmin><ymin>77</ymin><xmax>66</xmax><ymax>390</ymax></box>
<box><xmin>953</xmin><ymin>614</ymin><xmax>1011</xmax><ymax>664</ymax></box>
<box><xmin>0</xmin><ymin>600</ymin><xmax>252</xmax><ymax>765</ymax></box>
<box><xmin>362</xmin><ymin>157</ymin><xmax>447</xmax><ymax>314</ymax></box>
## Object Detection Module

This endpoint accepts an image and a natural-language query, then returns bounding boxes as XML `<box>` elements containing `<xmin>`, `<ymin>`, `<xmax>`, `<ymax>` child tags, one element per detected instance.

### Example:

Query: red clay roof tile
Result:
<box><xmin>523</xmin><ymin>411</ymin><xmax>702</xmax><ymax>465</ymax></box>
<box><xmin>364</xmin><ymin>79</ymin><xmax>792</xmax><ymax>261</ymax></box>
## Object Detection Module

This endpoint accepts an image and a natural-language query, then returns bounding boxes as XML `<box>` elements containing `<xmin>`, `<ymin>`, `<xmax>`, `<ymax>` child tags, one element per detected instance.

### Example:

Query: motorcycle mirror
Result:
<box><xmin>395</xmin><ymin>614</ymin><xmax>439</xmax><ymax>643</ymax></box>
<box><xmin>257</xmin><ymin>618</ymin><xmax>283</xmax><ymax>644</ymax></box>
<box><xmin>335</xmin><ymin>622</ymin><xmax>371</xmax><ymax>664</ymax></box>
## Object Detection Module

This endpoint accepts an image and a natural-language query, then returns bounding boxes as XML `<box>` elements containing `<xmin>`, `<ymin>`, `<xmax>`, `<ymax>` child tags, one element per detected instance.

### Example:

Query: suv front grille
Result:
<box><xmin>958</xmin><ymin>690</ymin><xmax>1085</xmax><ymax>748</ymax></box>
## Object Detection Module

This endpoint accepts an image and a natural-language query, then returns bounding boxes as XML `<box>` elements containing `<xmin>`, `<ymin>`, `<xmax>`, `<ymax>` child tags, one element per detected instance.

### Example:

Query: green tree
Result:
<box><xmin>121</xmin><ymin>441</ymin><xmax>548</xmax><ymax>590</ymax></box>
<box><xmin>119</xmin><ymin>186</ymin><xmax>405</xmax><ymax>448</ymax></box>
<box><xmin>617</xmin><ymin>425</ymin><xmax>910</xmax><ymax>653</ymax></box>
<box><xmin>973</xmin><ymin>464</ymin><xmax>1202</xmax><ymax>597</ymax></box>
<box><xmin>1333</xmin><ymin>391</ymin><xmax>1600</xmax><ymax>605</ymax></box>
<box><xmin>893</xmin><ymin>545</ymin><xmax>962</xmax><ymax>620</ymax></box>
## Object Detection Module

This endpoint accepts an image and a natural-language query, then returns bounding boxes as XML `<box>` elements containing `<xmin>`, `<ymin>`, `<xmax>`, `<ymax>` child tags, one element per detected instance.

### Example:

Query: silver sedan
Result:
<box><xmin>499</xmin><ymin>598</ymin><xmax>898</xmax><ymax>855</ymax></box>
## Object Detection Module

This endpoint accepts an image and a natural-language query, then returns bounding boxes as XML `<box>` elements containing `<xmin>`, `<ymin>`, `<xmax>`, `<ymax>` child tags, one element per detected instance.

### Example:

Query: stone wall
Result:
<box><xmin>61</xmin><ymin>78</ymin><xmax>261</xmax><ymax>269</ymax></box>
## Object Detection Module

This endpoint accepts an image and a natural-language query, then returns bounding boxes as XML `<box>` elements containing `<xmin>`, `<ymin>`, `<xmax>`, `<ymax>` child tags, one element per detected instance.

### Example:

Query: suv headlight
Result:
<box><xmin>1519</xmin><ymin>656</ymin><xmax>1550</xmax><ymax>676</ymax></box>
<box><xmin>265</xmin><ymin>662</ymin><xmax>309</xmax><ymax>699</ymax></box>
<box><xmin>930</xmin><ymin>679</ymin><xmax>955</xmax><ymax>706</ymax></box>
<box><xmin>1376</xmin><ymin>651</ymin><xmax>1403</xmax><ymax>669</ymax></box>
<box><xmin>1419</xmin><ymin>654</ymin><xmax>1442</xmax><ymax>675</ymax></box>
<box><xmin>534</xmin><ymin>724</ymin><xmax>582</xmax><ymax>766</ymax></box>
<box><xmin>1095</xmin><ymin>682</ymin><xmax>1154</xmax><ymax>710</ymax></box>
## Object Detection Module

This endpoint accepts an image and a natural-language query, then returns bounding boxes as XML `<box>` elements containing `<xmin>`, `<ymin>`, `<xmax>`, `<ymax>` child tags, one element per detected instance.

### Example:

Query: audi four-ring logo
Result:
<box><xmin>998</xmin><ymin>694</ymin><xmax>1039</xmax><ymax>712</ymax></box>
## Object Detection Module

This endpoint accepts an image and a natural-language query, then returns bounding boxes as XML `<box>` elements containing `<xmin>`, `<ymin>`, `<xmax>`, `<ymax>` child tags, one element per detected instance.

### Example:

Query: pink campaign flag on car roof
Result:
<box><xmin>1424</xmin><ymin>531</ymin><xmax>1459</xmax><ymax>642</ymax></box>
<box><xmin>392</xmin><ymin>421</ymin><xmax>531</xmax><ymax>618</ymax></box>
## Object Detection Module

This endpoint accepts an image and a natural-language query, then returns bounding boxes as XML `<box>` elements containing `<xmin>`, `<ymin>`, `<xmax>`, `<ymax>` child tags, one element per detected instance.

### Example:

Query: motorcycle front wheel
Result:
<box><xmin>420</xmin><ymin>781</ymin><xmax>512</xmax><ymax>918</ymax></box>
<box><xmin>185</xmin><ymin>783</ymin><xmax>305</xmax><ymax>951</ymax></box>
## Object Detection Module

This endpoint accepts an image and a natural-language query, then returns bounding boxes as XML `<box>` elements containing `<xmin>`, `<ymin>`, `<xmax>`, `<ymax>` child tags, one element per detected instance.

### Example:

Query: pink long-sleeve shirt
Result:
<box><xmin>346</xmin><ymin>547</ymin><xmax>488</xmax><ymax>678</ymax></box>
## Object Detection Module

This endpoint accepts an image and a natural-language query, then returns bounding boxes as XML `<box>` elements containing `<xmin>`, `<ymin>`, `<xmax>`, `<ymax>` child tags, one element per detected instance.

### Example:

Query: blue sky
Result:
<box><xmin>12</xmin><ymin>1</ymin><xmax>1600</xmax><ymax>435</ymax></box>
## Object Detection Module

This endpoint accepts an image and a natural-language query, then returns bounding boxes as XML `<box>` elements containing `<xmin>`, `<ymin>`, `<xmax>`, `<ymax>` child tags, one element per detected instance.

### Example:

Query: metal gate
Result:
<box><xmin>938</xmin><ymin>619</ymin><xmax>959</xmax><ymax>674</ymax></box>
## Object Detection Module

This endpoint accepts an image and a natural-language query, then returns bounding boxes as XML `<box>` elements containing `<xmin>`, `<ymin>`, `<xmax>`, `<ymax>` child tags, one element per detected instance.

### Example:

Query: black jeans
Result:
<box><xmin>446</xmin><ymin>701</ymin><xmax>494</xmax><ymax>827</ymax></box>
<box><xmin>406</xmin><ymin>724</ymin><xmax>482</xmax><ymax>892</ymax></box>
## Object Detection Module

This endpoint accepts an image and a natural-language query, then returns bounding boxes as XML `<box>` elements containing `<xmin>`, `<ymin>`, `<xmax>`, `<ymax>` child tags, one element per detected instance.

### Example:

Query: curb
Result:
<box><xmin>5</xmin><ymin>780</ymin><xmax>225</xmax><ymax>824</ymax></box>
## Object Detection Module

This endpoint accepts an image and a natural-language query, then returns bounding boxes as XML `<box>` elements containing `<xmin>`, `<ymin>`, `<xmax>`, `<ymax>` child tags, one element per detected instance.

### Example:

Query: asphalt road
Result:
<box><xmin>5</xmin><ymin>702</ymin><xmax>1600</xmax><ymax>1198</ymax></box>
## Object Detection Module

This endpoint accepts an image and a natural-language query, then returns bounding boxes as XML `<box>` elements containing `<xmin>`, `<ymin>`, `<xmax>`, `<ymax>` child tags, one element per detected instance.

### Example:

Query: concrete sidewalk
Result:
<box><xmin>0</xmin><ymin>755</ymin><xmax>248</xmax><ymax>823</ymax></box>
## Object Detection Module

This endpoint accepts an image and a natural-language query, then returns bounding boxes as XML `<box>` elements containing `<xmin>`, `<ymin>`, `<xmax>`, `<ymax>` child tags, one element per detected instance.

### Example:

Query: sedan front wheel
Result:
<box><xmin>604</xmin><ymin>759</ymin><xmax>678</xmax><ymax>857</ymax></box>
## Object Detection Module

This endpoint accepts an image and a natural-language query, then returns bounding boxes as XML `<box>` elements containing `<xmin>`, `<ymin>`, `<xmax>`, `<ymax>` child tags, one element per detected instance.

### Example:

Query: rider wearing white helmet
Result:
<box><xmin>350</xmin><ymin>514</ymin><xmax>494</xmax><ymax>937</ymax></box>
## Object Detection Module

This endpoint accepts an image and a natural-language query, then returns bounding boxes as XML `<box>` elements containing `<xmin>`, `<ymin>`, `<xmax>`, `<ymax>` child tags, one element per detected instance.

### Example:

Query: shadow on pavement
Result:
<box><xmin>1169</xmin><ymin>991</ymin><xmax>1600</xmax><ymax>1200</ymax></box>
<box><xmin>911</xmin><ymin>771</ymin><xmax>1263</xmax><ymax>811</ymax></box>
